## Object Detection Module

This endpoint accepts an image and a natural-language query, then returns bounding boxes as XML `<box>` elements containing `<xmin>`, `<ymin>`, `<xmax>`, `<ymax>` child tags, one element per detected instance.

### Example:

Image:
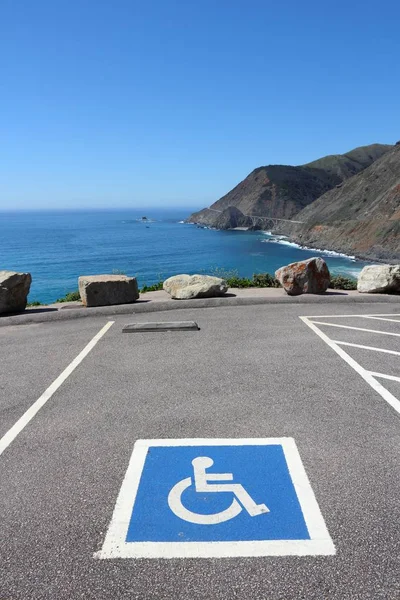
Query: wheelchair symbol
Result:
<box><xmin>167</xmin><ymin>456</ymin><xmax>269</xmax><ymax>525</ymax></box>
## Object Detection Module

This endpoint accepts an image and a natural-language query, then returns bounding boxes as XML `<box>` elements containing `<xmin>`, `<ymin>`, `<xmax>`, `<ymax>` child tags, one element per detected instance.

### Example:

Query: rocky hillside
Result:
<box><xmin>278</xmin><ymin>144</ymin><xmax>400</xmax><ymax>261</ymax></box>
<box><xmin>188</xmin><ymin>144</ymin><xmax>393</xmax><ymax>228</ymax></box>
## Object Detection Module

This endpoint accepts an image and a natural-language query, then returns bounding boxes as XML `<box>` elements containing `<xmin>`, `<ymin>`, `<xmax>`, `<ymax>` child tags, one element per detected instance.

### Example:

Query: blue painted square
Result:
<box><xmin>126</xmin><ymin>444</ymin><xmax>310</xmax><ymax>542</ymax></box>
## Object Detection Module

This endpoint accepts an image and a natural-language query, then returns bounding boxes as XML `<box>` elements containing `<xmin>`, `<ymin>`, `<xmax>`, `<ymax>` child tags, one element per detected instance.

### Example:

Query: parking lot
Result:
<box><xmin>1</xmin><ymin>302</ymin><xmax>399</xmax><ymax>599</ymax></box>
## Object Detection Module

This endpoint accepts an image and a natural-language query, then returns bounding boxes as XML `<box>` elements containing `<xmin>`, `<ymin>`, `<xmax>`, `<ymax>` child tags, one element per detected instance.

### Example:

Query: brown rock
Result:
<box><xmin>0</xmin><ymin>270</ymin><xmax>32</xmax><ymax>314</ymax></box>
<box><xmin>78</xmin><ymin>274</ymin><xmax>139</xmax><ymax>307</ymax></box>
<box><xmin>275</xmin><ymin>257</ymin><xmax>330</xmax><ymax>296</ymax></box>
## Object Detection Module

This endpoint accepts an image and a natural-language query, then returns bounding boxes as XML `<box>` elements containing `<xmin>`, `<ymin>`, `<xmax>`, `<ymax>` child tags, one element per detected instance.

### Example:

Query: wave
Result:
<box><xmin>262</xmin><ymin>237</ymin><xmax>356</xmax><ymax>260</ymax></box>
<box><xmin>261</xmin><ymin>231</ymin><xmax>288</xmax><ymax>239</ymax></box>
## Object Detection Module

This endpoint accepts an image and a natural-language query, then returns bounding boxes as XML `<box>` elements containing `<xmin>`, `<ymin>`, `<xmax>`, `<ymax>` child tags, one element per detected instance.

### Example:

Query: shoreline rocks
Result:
<box><xmin>275</xmin><ymin>257</ymin><xmax>330</xmax><ymax>296</ymax></box>
<box><xmin>163</xmin><ymin>274</ymin><xmax>228</xmax><ymax>299</ymax></box>
<box><xmin>0</xmin><ymin>270</ymin><xmax>32</xmax><ymax>314</ymax></box>
<box><xmin>78</xmin><ymin>274</ymin><xmax>139</xmax><ymax>307</ymax></box>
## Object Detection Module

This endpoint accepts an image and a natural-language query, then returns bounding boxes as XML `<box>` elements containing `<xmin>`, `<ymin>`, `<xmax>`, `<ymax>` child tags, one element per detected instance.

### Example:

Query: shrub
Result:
<box><xmin>223</xmin><ymin>272</ymin><xmax>281</xmax><ymax>288</ymax></box>
<box><xmin>140</xmin><ymin>281</ymin><xmax>164</xmax><ymax>293</ymax></box>
<box><xmin>27</xmin><ymin>300</ymin><xmax>42</xmax><ymax>307</ymax></box>
<box><xmin>225</xmin><ymin>275</ymin><xmax>254</xmax><ymax>288</ymax></box>
<box><xmin>252</xmin><ymin>273</ymin><xmax>281</xmax><ymax>288</ymax></box>
<box><xmin>56</xmin><ymin>290</ymin><xmax>81</xmax><ymax>303</ymax></box>
<box><xmin>329</xmin><ymin>275</ymin><xmax>357</xmax><ymax>290</ymax></box>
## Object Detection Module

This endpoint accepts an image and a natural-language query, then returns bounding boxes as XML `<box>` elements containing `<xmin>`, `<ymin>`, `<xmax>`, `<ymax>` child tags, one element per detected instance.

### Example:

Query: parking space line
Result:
<box><xmin>0</xmin><ymin>321</ymin><xmax>115</xmax><ymax>457</ymax></box>
<box><xmin>302</xmin><ymin>313</ymin><xmax>400</xmax><ymax>319</ymax></box>
<box><xmin>310</xmin><ymin>321</ymin><xmax>400</xmax><ymax>337</ymax></box>
<box><xmin>362</xmin><ymin>316</ymin><xmax>400</xmax><ymax>324</ymax></box>
<box><xmin>333</xmin><ymin>341</ymin><xmax>400</xmax><ymax>356</ymax></box>
<box><xmin>300</xmin><ymin>317</ymin><xmax>400</xmax><ymax>417</ymax></box>
<box><xmin>369</xmin><ymin>372</ymin><xmax>400</xmax><ymax>383</ymax></box>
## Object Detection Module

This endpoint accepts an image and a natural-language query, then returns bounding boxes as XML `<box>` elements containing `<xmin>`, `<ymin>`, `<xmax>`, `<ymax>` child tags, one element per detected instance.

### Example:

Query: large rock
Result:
<box><xmin>275</xmin><ymin>257</ymin><xmax>330</xmax><ymax>296</ymax></box>
<box><xmin>0</xmin><ymin>270</ymin><xmax>32</xmax><ymax>314</ymax></box>
<box><xmin>357</xmin><ymin>264</ymin><xmax>400</xmax><ymax>293</ymax></box>
<box><xmin>163</xmin><ymin>274</ymin><xmax>228</xmax><ymax>299</ymax></box>
<box><xmin>78</xmin><ymin>274</ymin><xmax>139</xmax><ymax>307</ymax></box>
<box><xmin>213</xmin><ymin>207</ymin><xmax>253</xmax><ymax>230</ymax></box>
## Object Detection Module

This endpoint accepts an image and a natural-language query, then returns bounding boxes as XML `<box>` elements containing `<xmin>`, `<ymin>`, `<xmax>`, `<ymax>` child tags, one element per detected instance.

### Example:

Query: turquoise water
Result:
<box><xmin>1</xmin><ymin>209</ymin><xmax>369</xmax><ymax>304</ymax></box>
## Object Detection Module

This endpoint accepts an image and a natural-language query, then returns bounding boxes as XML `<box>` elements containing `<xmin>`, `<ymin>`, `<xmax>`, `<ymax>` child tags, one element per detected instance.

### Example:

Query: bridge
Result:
<box><xmin>205</xmin><ymin>207</ymin><xmax>303</xmax><ymax>228</ymax></box>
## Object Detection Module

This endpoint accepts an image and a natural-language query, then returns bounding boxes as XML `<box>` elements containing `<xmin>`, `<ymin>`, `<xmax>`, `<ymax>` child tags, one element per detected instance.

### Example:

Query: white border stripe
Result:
<box><xmin>334</xmin><ymin>341</ymin><xmax>400</xmax><ymax>356</ymax></box>
<box><xmin>96</xmin><ymin>437</ymin><xmax>335</xmax><ymax>559</ymax></box>
<box><xmin>0</xmin><ymin>321</ymin><xmax>114</xmax><ymax>456</ymax></box>
<box><xmin>300</xmin><ymin>317</ymin><xmax>400</xmax><ymax>416</ymax></box>
<box><xmin>305</xmin><ymin>313</ymin><xmax>400</xmax><ymax>319</ymax></box>
<box><xmin>369</xmin><ymin>372</ymin><xmax>400</xmax><ymax>383</ymax></box>
<box><xmin>362</xmin><ymin>316</ymin><xmax>400</xmax><ymax>324</ymax></box>
<box><xmin>310</xmin><ymin>321</ymin><xmax>400</xmax><ymax>337</ymax></box>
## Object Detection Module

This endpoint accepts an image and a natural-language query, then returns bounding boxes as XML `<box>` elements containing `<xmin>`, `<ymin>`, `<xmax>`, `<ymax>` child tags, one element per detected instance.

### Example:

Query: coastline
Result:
<box><xmin>272</xmin><ymin>233</ymin><xmax>393</xmax><ymax>265</ymax></box>
<box><xmin>188</xmin><ymin>219</ymin><xmax>394</xmax><ymax>265</ymax></box>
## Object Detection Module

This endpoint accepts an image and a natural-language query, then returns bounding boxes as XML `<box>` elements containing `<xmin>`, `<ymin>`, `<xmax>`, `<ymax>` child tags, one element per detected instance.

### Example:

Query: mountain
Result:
<box><xmin>304</xmin><ymin>144</ymin><xmax>394</xmax><ymax>179</ymax></box>
<box><xmin>277</xmin><ymin>144</ymin><xmax>400</xmax><ymax>261</ymax></box>
<box><xmin>188</xmin><ymin>144</ymin><xmax>393</xmax><ymax>228</ymax></box>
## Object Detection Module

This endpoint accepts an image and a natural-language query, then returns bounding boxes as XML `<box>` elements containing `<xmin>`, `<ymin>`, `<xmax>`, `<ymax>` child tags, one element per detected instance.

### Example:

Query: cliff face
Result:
<box><xmin>279</xmin><ymin>144</ymin><xmax>400</xmax><ymax>261</ymax></box>
<box><xmin>188</xmin><ymin>144</ymin><xmax>393</xmax><ymax>228</ymax></box>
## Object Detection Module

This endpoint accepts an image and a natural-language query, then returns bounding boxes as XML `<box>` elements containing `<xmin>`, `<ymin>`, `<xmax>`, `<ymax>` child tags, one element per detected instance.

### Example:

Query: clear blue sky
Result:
<box><xmin>1</xmin><ymin>0</ymin><xmax>399</xmax><ymax>210</ymax></box>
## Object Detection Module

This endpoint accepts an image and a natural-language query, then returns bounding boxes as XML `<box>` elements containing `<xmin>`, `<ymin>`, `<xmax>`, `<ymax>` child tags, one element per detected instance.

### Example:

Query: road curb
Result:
<box><xmin>1</xmin><ymin>293</ymin><xmax>399</xmax><ymax>327</ymax></box>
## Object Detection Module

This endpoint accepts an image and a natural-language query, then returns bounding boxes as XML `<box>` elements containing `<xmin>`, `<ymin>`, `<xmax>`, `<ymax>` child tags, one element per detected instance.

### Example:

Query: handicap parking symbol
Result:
<box><xmin>96</xmin><ymin>438</ymin><xmax>335</xmax><ymax>558</ymax></box>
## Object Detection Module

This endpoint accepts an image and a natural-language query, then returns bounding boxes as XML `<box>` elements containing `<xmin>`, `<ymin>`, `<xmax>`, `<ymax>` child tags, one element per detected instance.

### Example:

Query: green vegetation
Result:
<box><xmin>209</xmin><ymin>268</ymin><xmax>281</xmax><ymax>288</ymax></box>
<box><xmin>329</xmin><ymin>275</ymin><xmax>357</xmax><ymax>290</ymax></box>
<box><xmin>225</xmin><ymin>273</ymin><xmax>281</xmax><ymax>288</ymax></box>
<box><xmin>27</xmin><ymin>300</ymin><xmax>43</xmax><ymax>307</ymax></box>
<box><xmin>140</xmin><ymin>281</ymin><xmax>164</xmax><ymax>293</ymax></box>
<box><xmin>56</xmin><ymin>290</ymin><xmax>81</xmax><ymax>303</ymax></box>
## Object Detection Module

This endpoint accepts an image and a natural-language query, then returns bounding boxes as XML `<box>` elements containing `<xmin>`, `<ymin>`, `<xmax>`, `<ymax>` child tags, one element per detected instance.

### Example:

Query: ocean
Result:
<box><xmin>1</xmin><ymin>208</ymin><xmax>369</xmax><ymax>304</ymax></box>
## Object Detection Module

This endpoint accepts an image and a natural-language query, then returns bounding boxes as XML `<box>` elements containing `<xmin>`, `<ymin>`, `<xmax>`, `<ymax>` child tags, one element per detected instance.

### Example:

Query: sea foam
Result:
<box><xmin>262</xmin><ymin>236</ymin><xmax>356</xmax><ymax>261</ymax></box>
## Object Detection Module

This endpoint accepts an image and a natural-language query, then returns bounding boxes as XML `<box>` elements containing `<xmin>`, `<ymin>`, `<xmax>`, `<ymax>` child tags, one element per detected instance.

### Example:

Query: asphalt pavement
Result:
<box><xmin>1</xmin><ymin>301</ymin><xmax>400</xmax><ymax>599</ymax></box>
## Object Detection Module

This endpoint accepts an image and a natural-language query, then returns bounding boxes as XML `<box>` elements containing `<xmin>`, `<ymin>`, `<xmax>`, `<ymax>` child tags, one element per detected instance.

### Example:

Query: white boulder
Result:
<box><xmin>357</xmin><ymin>265</ymin><xmax>400</xmax><ymax>294</ymax></box>
<box><xmin>163</xmin><ymin>274</ymin><xmax>228</xmax><ymax>299</ymax></box>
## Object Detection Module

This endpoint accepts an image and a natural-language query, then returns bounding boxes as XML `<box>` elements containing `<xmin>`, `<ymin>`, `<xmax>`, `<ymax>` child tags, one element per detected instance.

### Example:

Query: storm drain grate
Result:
<box><xmin>122</xmin><ymin>321</ymin><xmax>200</xmax><ymax>333</ymax></box>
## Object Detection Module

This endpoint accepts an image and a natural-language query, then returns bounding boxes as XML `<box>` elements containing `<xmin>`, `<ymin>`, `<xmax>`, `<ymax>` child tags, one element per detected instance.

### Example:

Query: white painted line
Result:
<box><xmin>362</xmin><ymin>316</ymin><xmax>400</xmax><ymax>324</ymax></box>
<box><xmin>368</xmin><ymin>372</ymin><xmax>400</xmax><ymax>383</ymax></box>
<box><xmin>300</xmin><ymin>317</ymin><xmax>400</xmax><ymax>416</ymax></box>
<box><xmin>0</xmin><ymin>321</ymin><xmax>115</xmax><ymax>457</ymax></box>
<box><xmin>96</xmin><ymin>438</ymin><xmax>335</xmax><ymax>559</ymax></box>
<box><xmin>334</xmin><ymin>341</ymin><xmax>400</xmax><ymax>356</ymax></box>
<box><xmin>310</xmin><ymin>321</ymin><xmax>400</xmax><ymax>337</ymax></box>
<box><xmin>305</xmin><ymin>313</ymin><xmax>400</xmax><ymax>319</ymax></box>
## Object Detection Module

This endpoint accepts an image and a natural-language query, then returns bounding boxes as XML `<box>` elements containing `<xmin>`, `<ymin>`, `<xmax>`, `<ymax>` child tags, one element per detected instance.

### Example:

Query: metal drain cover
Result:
<box><xmin>122</xmin><ymin>321</ymin><xmax>200</xmax><ymax>333</ymax></box>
